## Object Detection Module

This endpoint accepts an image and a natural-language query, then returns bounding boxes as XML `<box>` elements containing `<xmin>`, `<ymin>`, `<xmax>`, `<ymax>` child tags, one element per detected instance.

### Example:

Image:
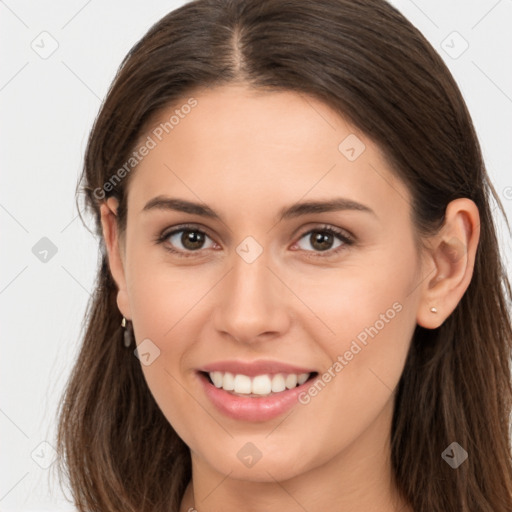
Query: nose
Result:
<box><xmin>213</xmin><ymin>249</ymin><xmax>291</xmax><ymax>345</ymax></box>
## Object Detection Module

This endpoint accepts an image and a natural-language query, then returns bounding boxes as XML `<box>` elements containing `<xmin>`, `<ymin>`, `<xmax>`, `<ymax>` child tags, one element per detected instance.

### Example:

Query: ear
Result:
<box><xmin>99</xmin><ymin>197</ymin><xmax>132</xmax><ymax>320</ymax></box>
<box><xmin>416</xmin><ymin>198</ymin><xmax>480</xmax><ymax>329</ymax></box>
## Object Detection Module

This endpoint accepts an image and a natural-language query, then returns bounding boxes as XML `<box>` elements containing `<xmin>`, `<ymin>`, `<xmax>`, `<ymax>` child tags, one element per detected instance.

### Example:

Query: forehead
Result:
<box><xmin>126</xmin><ymin>84</ymin><xmax>409</xmax><ymax>221</ymax></box>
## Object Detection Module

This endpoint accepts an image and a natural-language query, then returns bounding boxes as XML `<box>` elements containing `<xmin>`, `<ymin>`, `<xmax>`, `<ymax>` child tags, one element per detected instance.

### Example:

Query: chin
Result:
<box><xmin>196</xmin><ymin>440</ymin><xmax>315</xmax><ymax>482</ymax></box>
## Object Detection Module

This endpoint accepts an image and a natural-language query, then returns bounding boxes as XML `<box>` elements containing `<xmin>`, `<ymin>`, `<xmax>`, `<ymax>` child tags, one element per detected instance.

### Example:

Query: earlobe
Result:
<box><xmin>99</xmin><ymin>197</ymin><xmax>132</xmax><ymax>320</ymax></box>
<box><xmin>416</xmin><ymin>198</ymin><xmax>480</xmax><ymax>329</ymax></box>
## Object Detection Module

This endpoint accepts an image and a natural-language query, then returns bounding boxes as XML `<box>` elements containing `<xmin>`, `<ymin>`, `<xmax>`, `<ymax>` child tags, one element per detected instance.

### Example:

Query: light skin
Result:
<box><xmin>100</xmin><ymin>84</ymin><xmax>480</xmax><ymax>512</ymax></box>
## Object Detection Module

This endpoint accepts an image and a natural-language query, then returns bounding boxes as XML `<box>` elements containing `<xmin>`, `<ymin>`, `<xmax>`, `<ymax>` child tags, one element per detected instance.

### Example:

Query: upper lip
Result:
<box><xmin>198</xmin><ymin>360</ymin><xmax>316</xmax><ymax>377</ymax></box>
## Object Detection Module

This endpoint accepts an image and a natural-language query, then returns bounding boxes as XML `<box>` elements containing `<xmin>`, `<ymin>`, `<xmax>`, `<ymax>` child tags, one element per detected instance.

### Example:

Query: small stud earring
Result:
<box><xmin>121</xmin><ymin>316</ymin><xmax>133</xmax><ymax>347</ymax></box>
<box><xmin>430</xmin><ymin>307</ymin><xmax>438</xmax><ymax>314</ymax></box>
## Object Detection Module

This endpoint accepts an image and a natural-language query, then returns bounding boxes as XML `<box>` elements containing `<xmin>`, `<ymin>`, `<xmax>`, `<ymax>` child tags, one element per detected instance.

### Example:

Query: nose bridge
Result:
<box><xmin>213</xmin><ymin>245</ymin><xmax>289</xmax><ymax>342</ymax></box>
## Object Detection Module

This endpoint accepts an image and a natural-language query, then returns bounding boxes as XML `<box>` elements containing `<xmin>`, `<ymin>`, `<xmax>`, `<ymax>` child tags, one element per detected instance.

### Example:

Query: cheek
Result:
<box><xmin>125</xmin><ymin>252</ymin><xmax>220</xmax><ymax>435</ymax></box>
<box><xmin>297</xmin><ymin>245</ymin><xmax>419</xmax><ymax>387</ymax></box>
<box><xmin>127</xmin><ymin>246</ymin><xmax>210</xmax><ymax>341</ymax></box>
<box><xmin>289</xmin><ymin>265</ymin><xmax>417</xmax><ymax>456</ymax></box>
<box><xmin>128</xmin><ymin>270</ymin><xmax>209</xmax><ymax>447</ymax></box>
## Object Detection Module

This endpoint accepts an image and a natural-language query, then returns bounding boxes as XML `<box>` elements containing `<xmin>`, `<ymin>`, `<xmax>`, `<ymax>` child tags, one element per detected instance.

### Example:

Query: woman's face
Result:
<box><xmin>106</xmin><ymin>84</ymin><xmax>427</xmax><ymax>482</ymax></box>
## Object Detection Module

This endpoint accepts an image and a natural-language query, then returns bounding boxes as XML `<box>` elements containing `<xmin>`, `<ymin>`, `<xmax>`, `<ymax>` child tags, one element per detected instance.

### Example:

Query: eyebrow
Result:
<box><xmin>141</xmin><ymin>195</ymin><xmax>376</xmax><ymax>221</ymax></box>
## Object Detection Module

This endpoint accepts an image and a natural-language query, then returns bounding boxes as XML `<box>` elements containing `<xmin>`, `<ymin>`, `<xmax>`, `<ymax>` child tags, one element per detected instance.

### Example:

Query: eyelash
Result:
<box><xmin>154</xmin><ymin>223</ymin><xmax>355</xmax><ymax>259</ymax></box>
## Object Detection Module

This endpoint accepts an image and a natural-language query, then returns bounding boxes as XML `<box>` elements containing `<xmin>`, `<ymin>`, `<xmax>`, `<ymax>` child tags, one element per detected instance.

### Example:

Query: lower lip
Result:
<box><xmin>197</xmin><ymin>372</ymin><xmax>316</xmax><ymax>422</ymax></box>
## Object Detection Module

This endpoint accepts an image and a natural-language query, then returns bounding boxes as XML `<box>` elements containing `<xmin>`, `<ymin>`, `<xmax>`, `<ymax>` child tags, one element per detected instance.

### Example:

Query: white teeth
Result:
<box><xmin>297</xmin><ymin>373</ymin><xmax>309</xmax><ymax>385</ymax></box>
<box><xmin>233</xmin><ymin>374</ymin><xmax>252</xmax><ymax>394</ymax></box>
<box><xmin>285</xmin><ymin>374</ymin><xmax>297</xmax><ymax>389</ymax></box>
<box><xmin>207</xmin><ymin>371</ymin><xmax>312</xmax><ymax>396</ymax></box>
<box><xmin>223</xmin><ymin>372</ymin><xmax>235</xmax><ymax>391</ymax></box>
<box><xmin>252</xmin><ymin>375</ymin><xmax>272</xmax><ymax>395</ymax></box>
<box><xmin>271</xmin><ymin>374</ymin><xmax>286</xmax><ymax>393</ymax></box>
<box><xmin>210</xmin><ymin>371</ymin><xmax>223</xmax><ymax>388</ymax></box>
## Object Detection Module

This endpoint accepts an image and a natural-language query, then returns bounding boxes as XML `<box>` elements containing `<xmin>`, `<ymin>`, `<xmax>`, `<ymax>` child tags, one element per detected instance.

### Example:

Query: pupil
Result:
<box><xmin>312</xmin><ymin>232</ymin><xmax>332</xmax><ymax>251</ymax></box>
<box><xmin>182</xmin><ymin>230</ymin><xmax>204</xmax><ymax>250</ymax></box>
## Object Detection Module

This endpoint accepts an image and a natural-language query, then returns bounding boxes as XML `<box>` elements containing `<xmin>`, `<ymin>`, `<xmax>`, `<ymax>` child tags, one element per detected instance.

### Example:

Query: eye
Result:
<box><xmin>155</xmin><ymin>223</ymin><xmax>354</xmax><ymax>259</ymax></box>
<box><xmin>292</xmin><ymin>225</ymin><xmax>354</xmax><ymax>257</ymax></box>
<box><xmin>156</xmin><ymin>224</ymin><xmax>217</xmax><ymax>257</ymax></box>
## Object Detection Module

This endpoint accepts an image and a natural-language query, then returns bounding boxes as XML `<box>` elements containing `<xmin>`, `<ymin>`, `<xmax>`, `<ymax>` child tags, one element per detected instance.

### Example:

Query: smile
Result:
<box><xmin>207</xmin><ymin>371</ymin><xmax>312</xmax><ymax>396</ymax></box>
<box><xmin>196</xmin><ymin>364</ymin><xmax>319</xmax><ymax>422</ymax></box>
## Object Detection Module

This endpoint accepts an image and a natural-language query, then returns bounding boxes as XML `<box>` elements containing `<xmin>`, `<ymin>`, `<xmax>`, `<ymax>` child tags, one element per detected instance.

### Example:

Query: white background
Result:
<box><xmin>1</xmin><ymin>1</ymin><xmax>511</xmax><ymax>510</ymax></box>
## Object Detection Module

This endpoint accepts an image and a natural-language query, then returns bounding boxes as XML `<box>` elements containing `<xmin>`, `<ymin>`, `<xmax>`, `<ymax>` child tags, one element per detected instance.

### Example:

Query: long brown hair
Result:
<box><xmin>54</xmin><ymin>1</ymin><xmax>512</xmax><ymax>510</ymax></box>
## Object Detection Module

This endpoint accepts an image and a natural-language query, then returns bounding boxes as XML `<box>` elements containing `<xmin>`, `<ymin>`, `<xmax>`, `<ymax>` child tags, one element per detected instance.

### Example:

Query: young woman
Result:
<box><xmin>55</xmin><ymin>1</ymin><xmax>512</xmax><ymax>511</ymax></box>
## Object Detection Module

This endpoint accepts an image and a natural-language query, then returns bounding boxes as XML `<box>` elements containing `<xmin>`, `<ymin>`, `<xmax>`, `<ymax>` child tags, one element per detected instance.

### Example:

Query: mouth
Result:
<box><xmin>199</xmin><ymin>370</ymin><xmax>319</xmax><ymax>397</ymax></box>
<box><xmin>196</xmin><ymin>368</ymin><xmax>319</xmax><ymax>422</ymax></box>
